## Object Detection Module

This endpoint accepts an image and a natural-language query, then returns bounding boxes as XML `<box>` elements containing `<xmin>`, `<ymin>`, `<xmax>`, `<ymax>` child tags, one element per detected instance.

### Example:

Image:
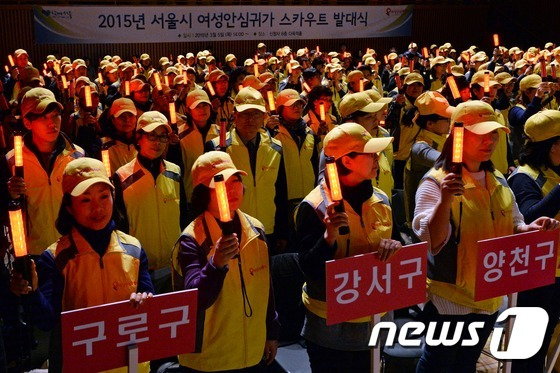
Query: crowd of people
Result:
<box><xmin>2</xmin><ymin>39</ymin><xmax>560</xmax><ymax>372</ymax></box>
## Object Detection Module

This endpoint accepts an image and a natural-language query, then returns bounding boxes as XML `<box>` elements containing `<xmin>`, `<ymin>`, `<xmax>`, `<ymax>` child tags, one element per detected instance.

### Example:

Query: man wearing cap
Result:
<box><xmin>326</xmin><ymin>64</ymin><xmax>347</xmax><ymax>112</ymax></box>
<box><xmin>381</xmin><ymin>52</ymin><xmax>399</xmax><ymax>89</ymax></box>
<box><xmin>195</xmin><ymin>52</ymin><xmax>207</xmax><ymax>83</ymax></box>
<box><xmin>470</xmin><ymin>70</ymin><xmax>514</xmax><ymax>175</ymax></box>
<box><xmin>0</xmin><ymin>88</ymin><xmax>84</xmax><ymax>257</ymax></box>
<box><xmin>279</xmin><ymin>61</ymin><xmax>303</xmax><ymax>92</ymax></box>
<box><xmin>113</xmin><ymin>111</ymin><xmax>184</xmax><ymax>294</ymax></box>
<box><xmin>494</xmin><ymin>72</ymin><xmax>516</xmax><ymax>127</ymax></box>
<box><xmin>385</xmin><ymin>72</ymin><xmax>425</xmax><ymax>188</ymax></box>
<box><xmin>101</xmin><ymin>98</ymin><xmax>138</xmax><ymax>173</ymax></box>
<box><xmin>270</xmin><ymin>89</ymin><xmax>318</xmax><ymax>215</ymax></box>
<box><xmin>166</xmin><ymin>89</ymin><xmax>219</xmax><ymax>215</ymax></box>
<box><xmin>206</xmin><ymin>87</ymin><xmax>288</xmax><ymax>253</ymax></box>
<box><xmin>257</xmin><ymin>42</ymin><xmax>267</xmax><ymax>59</ymax></box>
<box><xmin>206</xmin><ymin>69</ymin><xmax>234</xmax><ymax>128</ymax></box>
<box><xmin>5</xmin><ymin>49</ymin><xmax>32</xmax><ymax>102</ymax></box>
<box><xmin>104</xmin><ymin>62</ymin><xmax>123</xmax><ymax>108</ymax></box>
<box><xmin>296</xmin><ymin>122</ymin><xmax>399</xmax><ymax>371</ymax></box>
<box><xmin>413</xmin><ymin>101</ymin><xmax>558</xmax><ymax>372</ymax></box>
<box><xmin>139</xmin><ymin>53</ymin><xmax>155</xmax><ymax>79</ymax></box>
<box><xmin>509</xmin><ymin>74</ymin><xmax>549</xmax><ymax>161</ymax></box>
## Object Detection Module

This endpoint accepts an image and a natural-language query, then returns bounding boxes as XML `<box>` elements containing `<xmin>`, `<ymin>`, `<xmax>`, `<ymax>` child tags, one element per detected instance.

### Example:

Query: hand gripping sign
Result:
<box><xmin>62</xmin><ymin>289</ymin><xmax>197</xmax><ymax>372</ymax></box>
<box><xmin>326</xmin><ymin>242</ymin><xmax>427</xmax><ymax>326</ymax></box>
<box><xmin>475</xmin><ymin>229</ymin><xmax>559</xmax><ymax>301</ymax></box>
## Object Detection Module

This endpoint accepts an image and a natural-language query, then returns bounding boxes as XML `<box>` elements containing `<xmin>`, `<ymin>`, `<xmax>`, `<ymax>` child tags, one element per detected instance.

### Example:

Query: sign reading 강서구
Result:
<box><xmin>33</xmin><ymin>5</ymin><xmax>413</xmax><ymax>44</ymax></box>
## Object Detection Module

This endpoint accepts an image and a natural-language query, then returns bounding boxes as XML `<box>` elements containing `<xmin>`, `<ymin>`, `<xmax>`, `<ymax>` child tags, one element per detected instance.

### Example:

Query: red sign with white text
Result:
<box><xmin>62</xmin><ymin>289</ymin><xmax>198</xmax><ymax>372</ymax></box>
<box><xmin>475</xmin><ymin>230</ymin><xmax>559</xmax><ymax>301</ymax></box>
<box><xmin>326</xmin><ymin>242</ymin><xmax>427</xmax><ymax>325</ymax></box>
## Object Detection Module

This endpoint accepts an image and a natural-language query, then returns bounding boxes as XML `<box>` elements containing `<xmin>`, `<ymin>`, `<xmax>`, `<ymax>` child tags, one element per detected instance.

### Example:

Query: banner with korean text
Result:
<box><xmin>326</xmin><ymin>242</ymin><xmax>427</xmax><ymax>326</ymax></box>
<box><xmin>474</xmin><ymin>229</ymin><xmax>559</xmax><ymax>301</ymax></box>
<box><xmin>33</xmin><ymin>5</ymin><xmax>413</xmax><ymax>44</ymax></box>
<box><xmin>61</xmin><ymin>289</ymin><xmax>197</xmax><ymax>372</ymax></box>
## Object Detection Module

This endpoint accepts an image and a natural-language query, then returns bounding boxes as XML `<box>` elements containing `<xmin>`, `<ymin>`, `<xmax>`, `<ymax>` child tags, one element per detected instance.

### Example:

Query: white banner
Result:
<box><xmin>33</xmin><ymin>5</ymin><xmax>413</xmax><ymax>44</ymax></box>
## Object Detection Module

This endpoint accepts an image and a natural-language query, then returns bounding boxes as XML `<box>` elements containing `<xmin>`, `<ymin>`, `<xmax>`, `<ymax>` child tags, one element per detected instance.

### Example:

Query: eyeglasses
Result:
<box><xmin>145</xmin><ymin>133</ymin><xmax>170</xmax><ymax>143</ymax></box>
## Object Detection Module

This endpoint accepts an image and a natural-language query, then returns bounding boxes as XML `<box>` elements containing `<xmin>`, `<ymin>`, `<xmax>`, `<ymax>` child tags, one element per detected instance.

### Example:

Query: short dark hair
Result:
<box><xmin>519</xmin><ymin>136</ymin><xmax>560</xmax><ymax>170</ymax></box>
<box><xmin>304</xmin><ymin>86</ymin><xmax>332</xmax><ymax>114</ymax></box>
<box><xmin>335</xmin><ymin>152</ymin><xmax>360</xmax><ymax>176</ymax></box>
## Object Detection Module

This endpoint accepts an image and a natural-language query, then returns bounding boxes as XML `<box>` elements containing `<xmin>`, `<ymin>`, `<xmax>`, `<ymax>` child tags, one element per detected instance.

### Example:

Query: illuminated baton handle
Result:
<box><xmin>9</xmin><ymin>200</ymin><xmax>32</xmax><ymax>284</ymax></box>
<box><xmin>325</xmin><ymin>156</ymin><xmax>349</xmax><ymax>235</ymax></box>
<box><xmin>451</xmin><ymin>123</ymin><xmax>464</xmax><ymax>176</ymax></box>
<box><xmin>483</xmin><ymin>71</ymin><xmax>490</xmax><ymax>97</ymax></box>
<box><xmin>214</xmin><ymin>174</ymin><xmax>234</xmax><ymax>235</ymax></box>
<box><xmin>14</xmin><ymin>133</ymin><xmax>24</xmax><ymax>178</ymax></box>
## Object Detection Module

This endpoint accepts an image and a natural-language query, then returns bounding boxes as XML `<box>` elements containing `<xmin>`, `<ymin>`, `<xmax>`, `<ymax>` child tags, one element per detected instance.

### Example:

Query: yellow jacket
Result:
<box><xmin>115</xmin><ymin>158</ymin><xmax>181</xmax><ymax>270</ymax></box>
<box><xmin>424</xmin><ymin>168</ymin><xmax>514</xmax><ymax>312</ymax></box>
<box><xmin>5</xmin><ymin>135</ymin><xmax>84</xmax><ymax>255</ymax></box>
<box><xmin>176</xmin><ymin>211</ymin><xmax>273</xmax><ymax>371</ymax></box>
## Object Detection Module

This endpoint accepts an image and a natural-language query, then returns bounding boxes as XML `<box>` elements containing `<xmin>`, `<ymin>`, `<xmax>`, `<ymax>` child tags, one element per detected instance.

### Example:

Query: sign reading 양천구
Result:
<box><xmin>33</xmin><ymin>5</ymin><xmax>413</xmax><ymax>44</ymax></box>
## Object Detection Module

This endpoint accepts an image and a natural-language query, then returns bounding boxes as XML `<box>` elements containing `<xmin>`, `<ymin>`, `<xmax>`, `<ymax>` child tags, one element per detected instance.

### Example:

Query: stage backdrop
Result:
<box><xmin>33</xmin><ymin>5</ymin><xmax>413</xmax><ymax>44</ymax></box>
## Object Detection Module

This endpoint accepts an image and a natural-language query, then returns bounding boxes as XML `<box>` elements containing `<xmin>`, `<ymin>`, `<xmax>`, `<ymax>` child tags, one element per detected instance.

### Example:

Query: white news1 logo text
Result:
<box><xmin>369</xmin><ymin>307</ymin><xmax>548</xmax><ymax>359</ymax></box>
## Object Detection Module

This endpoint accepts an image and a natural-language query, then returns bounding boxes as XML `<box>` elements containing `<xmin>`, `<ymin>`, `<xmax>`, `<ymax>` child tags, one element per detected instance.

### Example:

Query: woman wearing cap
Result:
<box><xmin>403</xmin><ymin>91</ymin><xmax>453</xmax><ymax>228</ymax></box>
<box><xmin>113</xmin><ymin>111</ymin><xmax>185</xmax><ymax>294</ymax></box>
<box><xmin>337</xmin><ymin>91</ymin><xmax>393</xmax><ymax>201</ymax></box>
<box><xmin>100</xmin><ymin>98</ymin><xmax>138</xmax><ymax>173</ymax></box>
<box><xmin>509</xmin><ymin>74</ymin><xmax>549</xmax><ymax>161</ymax></box>
<box><xmin>508</xmin><ymin>110</ymin><xmax>560</xmax><ymax>372</ymax></box>
<box><xmin>14</xmin><ymin>157</ymin><xmax>154</xmax><ymax>372</ymax></box>
<box><xmin>385</xmin><ymin>72</ymin><xmax>425</xmax><ymax>189</ymax></box>
<box><xmin>413</xmin><ymin>101</ymin><xmax>559</xmax><ymax>372</ymax></box>
<box><xmin>174</xmin><ymin>151</ymin><xmax>279</xmax><ymax>372</ymax></box>
<box><xmin>428</xmin><ymin>56</ymin><xmax>451</xmax><ymax>91</ymax></box>
<box><xmin>65</xmin><ymin>83</ymin><xmax>103</xmax><ymax>158</ymax></box>
<box><xmin>303</xmin><ymin>85</ymin><xmax>338</xmax><ymax>145</ymax></box>
<box><xmin>296</xmin><ymin>122</ymin><xmax>400</xmax><ymax>371</ymax></box>
<box><xmin>205</xmin><ymin>70</ymin><xmax>235</xmax><ymax>128</ymax></box>
<box><xmin>166</xmin><ymin>89</ymin><xmax>219</xmax><ymax>219</ymax></box>
<box><xmin>470</xmin><ymin>70</ymin><xmax>514</xmax><ymax>176</ymax></box>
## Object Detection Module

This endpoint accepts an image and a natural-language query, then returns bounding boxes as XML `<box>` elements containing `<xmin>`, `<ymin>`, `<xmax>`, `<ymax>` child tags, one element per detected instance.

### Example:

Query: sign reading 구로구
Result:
<box><xmin>62</xmin><ymin>289</ymin><xmax>197</xmax><ymax>372</ymax></box>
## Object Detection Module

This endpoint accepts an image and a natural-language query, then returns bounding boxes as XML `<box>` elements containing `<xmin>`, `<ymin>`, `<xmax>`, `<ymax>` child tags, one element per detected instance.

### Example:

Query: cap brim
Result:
<box><xmin>208</xmin><ymin>169</ymin><xmax>248</xmax><ymax>188</ymax></box>
<box><xmin>361</xmin><ymin>101</ymin><xmax>388</xmax><ymax>114</ymax></box>
<box><xmin>498</xmin><ymin>77</ymin><xmax>514</xmax><ymax>85</ymax></box>
<box><xmin>32</xmin><ymin>100</ymin><xmax>63</xmax><ymax>115</ymax></box>
<box><xmin>363</xmin><ymin>136</ymin><xmax>394</xmax><ymax>154</ymax></box>
<box><xmin>112</xmin><ymin>108</ymin><xmax>137</xmax><ymax>118</ymax></box>
<box><xmin>141</xmin><ymin>123</ymin><xmax>172</xmax><ymax>134</ymax></box>
<box><xmin>70</xmin><ymin>178</ymin><xmax>114</xmax><ymax>197</ymax></box>
<box><xmin>465</xmin><ymin>121</ymin><xmax>511</xmax><ymax>135</ymax></box>
<box><xmin>189</xmin><ymin>99</ymin><xmax>211</xmax><ymax>110</ymax></box>
<box><xmin>283</xmin><ymin>98</ymin><xmax>305</xmax><ymax>107</ymax></box>
<box><xmin>235</xmin><ymin>104</ymin><xmax>266</xmax><ymax>113</ymax></box>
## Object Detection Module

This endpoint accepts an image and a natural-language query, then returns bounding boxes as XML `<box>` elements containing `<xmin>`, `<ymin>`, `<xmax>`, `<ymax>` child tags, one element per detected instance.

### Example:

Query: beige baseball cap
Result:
<box><xmin>192</xmin><ymin>151</ymin><xmax>247</xmax><ymax>188</ymax></box>
<box><xmin>414</xmin><ymin>91</ymin><xmax>455</xmax><ymax>118</ymax></box>
<box><xmin>451</xmin><ymin>101</ymin><xmax>510</xmax><ymax>135</ymax></box>
<box><xmin>21</xmin><ymin>87</ymin><xmax>63</xmax><ymax>118</ymax></box>
<box><xmin>109</xmin><ymin>98</ymin><xmax>137</xmax><ymax>118</ymax></box>
<box><xmin>519</xmin><ymin>74</ymin><xmax>542</xmax><ymax>91</ymax></box>
<box><xmin>62</xmin><ymin>158</ymin><xmax>114</xmax><ymax>197</ymax></box>
<box><xmin>339</xmin><ymin>92</ymin><xmax>388</xmax><ymax>119</ymax></box>
<box><xmin>186</xmin><ymin>89</ymin><xmax>211</xmax><ymax>109</ymax></box>
<box><xmin>323</xmin><ymin>122</ymin><xmax>393</xmax><ymax>160</ymax></box>
<box><xmin>524</xmin><ymin>110</ymin><xmax>560</xmax><ymax>142</ymax></box>
<box><xmin>234</xmin><ymin>87</ymin><xmax>266</xmax><ymax>113</ymax></box>
<box><xmin>136</xmin><ymin>111</ymin><xmax>172</xmax><ymax>133</ymax></box>
<box><xmin>276</xmin><ymin>89</ymin><xmax>304</xmax><ymax>107</ymax></box>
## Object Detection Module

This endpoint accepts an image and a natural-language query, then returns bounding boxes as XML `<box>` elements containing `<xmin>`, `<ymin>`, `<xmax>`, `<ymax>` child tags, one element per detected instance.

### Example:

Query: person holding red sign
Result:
<box><xmin>11</xmin><ymin>158</ymin><xmax>154</xmax><ymax>373</ymax></box>
<box><xmin>296</xmin><ymin>123</ymin><xmax>401</xmax><ymax>371</ymax></box>
<box><xmin>413</xmin><ymin>101</ymin><xmax>559</xmax><ymax>372</ymax></box>
<box><xmin>174</xmin><ymin>151</ymin><xmax>279</xmax><ymax>372</ymax></box>
<box><xmin>509</xmin><ymin>110</ymin><xmax>560</xmax><ymax>372</ymax></box>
